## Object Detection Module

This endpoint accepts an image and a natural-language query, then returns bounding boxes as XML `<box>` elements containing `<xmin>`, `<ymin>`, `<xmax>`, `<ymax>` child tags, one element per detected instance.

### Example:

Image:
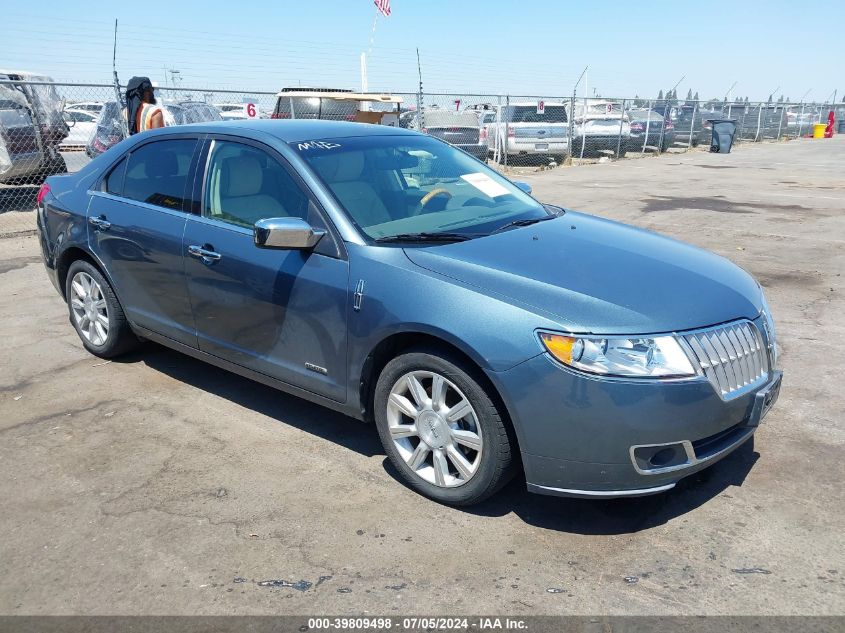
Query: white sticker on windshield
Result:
<box><xmin>460</xmin><ymin>172</ymin><xmax>510</xmax><ymax>198</ymax></box>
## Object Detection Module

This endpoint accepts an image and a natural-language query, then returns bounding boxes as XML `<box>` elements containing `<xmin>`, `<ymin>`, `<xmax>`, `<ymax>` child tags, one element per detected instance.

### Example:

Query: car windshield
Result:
<box><xmin>294</xmin><ymin>135</ymin><xmax>548</xmax><ymax>241</ymax></box>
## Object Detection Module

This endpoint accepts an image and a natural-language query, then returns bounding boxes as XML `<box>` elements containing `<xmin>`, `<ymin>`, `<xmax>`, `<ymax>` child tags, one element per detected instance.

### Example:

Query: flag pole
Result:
<box><xmin>361</xmin><ymin>4</ymin><xmax>380</xmax><ymax>99</ymax></box>
<box><xmin>367</xmin><ymin>6</ymin><xmax>379</xmax><ymax>58</ymax></box>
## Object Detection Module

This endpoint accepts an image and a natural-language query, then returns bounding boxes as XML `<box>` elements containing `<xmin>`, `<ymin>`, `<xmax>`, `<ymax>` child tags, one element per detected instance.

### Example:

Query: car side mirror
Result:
<box><xmin>514</xmin><ymin>181</ymin><xmax>532</xmax><ymax>195</ymax></box>
<box><xmin>254</xmin><ymin>217</ymin><xmax>326</xmax><ymax>250</ymax></box>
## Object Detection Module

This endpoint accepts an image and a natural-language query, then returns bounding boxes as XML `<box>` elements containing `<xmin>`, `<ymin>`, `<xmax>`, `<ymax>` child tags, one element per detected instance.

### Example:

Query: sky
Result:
<box><xmin>2</xmin><ymin>1</ymin><xmax>842</xmax><ymax>102</ymax></box>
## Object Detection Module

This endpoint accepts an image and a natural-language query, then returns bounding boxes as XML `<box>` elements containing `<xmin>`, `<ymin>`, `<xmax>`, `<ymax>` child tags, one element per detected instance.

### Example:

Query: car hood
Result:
<box><xmin>403</xmin><ymin>212</ymin><xmax>762</xmax><ymax>335</ymax></box>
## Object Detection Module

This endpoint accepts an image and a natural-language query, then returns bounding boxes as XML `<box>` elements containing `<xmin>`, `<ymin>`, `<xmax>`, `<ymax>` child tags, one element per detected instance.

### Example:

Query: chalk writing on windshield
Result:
<box><xmin>296</xmin><ymin>141</ymin><xmax>342</xmax><ymax>151</ymax></box>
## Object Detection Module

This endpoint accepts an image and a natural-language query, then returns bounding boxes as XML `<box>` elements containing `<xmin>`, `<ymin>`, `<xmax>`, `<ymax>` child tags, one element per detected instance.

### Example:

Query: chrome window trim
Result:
<box><xmin>89</xmin><ymin>190</ymin><xmax>190</xmax><ymax>220</ymax></box>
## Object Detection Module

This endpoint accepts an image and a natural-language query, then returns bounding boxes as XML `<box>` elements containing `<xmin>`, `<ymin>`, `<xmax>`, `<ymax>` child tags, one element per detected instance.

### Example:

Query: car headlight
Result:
<box><xmin>538</xmin><ymin>331</ymin><xmax>697</xmax><ymax>378</ymax></box>
<box><xmin>760</xmin><ymin>293</ymin><xmax>778</xmax><ymax>368</ymax></box>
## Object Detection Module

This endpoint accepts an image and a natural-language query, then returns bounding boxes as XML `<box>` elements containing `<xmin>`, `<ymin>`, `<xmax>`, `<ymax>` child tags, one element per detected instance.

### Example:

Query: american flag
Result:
<box><xmin>374</xmin><ymin>0</ymin><xmax>391</xmax><ymax>17</ymax></box>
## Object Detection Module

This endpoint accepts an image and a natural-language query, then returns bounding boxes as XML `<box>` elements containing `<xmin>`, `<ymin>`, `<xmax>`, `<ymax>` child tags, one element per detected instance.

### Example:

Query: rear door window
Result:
<box><xmin>123</xmin><ymin>139</ymin><xmax>197</xmax><ymax>211</ymax></box>
<box><xmin>104</xmin><ymin>157</ymin><xmax>127</xmax><ymax>196</ymax></box>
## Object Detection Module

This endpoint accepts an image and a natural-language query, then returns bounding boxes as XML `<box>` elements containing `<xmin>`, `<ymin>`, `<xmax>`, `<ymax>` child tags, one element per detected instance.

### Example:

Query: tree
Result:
<box><xmin>694</xmin><ymin>91</ymin><xmax>699</xmax><ymax>102</ymax></box>
<box><xmin>686</xmin><ymin>89</ymin><xmax>693</xmax><ymax>101</ymax></box>
<box><xmin>657</xmin><ymin>89</ymin><xmax>664</xmax><ymax>100</ymax></box>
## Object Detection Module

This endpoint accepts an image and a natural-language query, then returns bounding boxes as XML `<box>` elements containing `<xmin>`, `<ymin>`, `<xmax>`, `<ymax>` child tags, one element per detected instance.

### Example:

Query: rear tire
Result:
<box><xmin>374</xmin><ymin>348</ymin><xmax>515</xmax><ymax>506</ymax></box>
<box><xmin>65</xmin><ymin>260</ymin><xmax>139</xmax><ymax>359</ymax></box>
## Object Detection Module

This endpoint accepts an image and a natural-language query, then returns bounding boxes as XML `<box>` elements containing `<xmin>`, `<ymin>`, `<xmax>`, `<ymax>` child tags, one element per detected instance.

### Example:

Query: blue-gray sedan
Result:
<box><xmin>36</xmin><ymin>120</ymin><xmax>781</xmax><ymax>505</ymax></box>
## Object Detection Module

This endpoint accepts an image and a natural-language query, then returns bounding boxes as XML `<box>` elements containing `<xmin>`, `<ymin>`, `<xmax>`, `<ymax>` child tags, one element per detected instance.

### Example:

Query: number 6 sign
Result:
<box><xmin>246</xmin><ymin>103</ymin><xmax>257</xmax><ymax>118</ymax></box>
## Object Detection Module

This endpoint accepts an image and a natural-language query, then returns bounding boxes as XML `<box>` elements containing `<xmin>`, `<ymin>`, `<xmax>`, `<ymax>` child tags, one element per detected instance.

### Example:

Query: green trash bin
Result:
<box><xmin>710</xmin><ymin>119</ymin><xmax>738</xmax><ymax>153</ymax></box>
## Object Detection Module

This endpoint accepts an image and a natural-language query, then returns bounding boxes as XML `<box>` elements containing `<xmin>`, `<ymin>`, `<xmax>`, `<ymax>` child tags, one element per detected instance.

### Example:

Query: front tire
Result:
<box><xmin>65</xmin><ymin>260</ymin><xmax>139</xmax><ymax>358</ymax></box>
<box><xmin>374</xmin><ymin>348</ymin><xmax>515</xmax><ymax>506</ymax></box>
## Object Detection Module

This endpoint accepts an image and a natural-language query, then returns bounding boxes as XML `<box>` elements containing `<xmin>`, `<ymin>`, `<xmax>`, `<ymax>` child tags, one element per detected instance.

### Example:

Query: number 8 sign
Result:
<box><xmin>246</xmin><ymin>103</ymin><xmax>257</xmax><ymax>118</ymax></box>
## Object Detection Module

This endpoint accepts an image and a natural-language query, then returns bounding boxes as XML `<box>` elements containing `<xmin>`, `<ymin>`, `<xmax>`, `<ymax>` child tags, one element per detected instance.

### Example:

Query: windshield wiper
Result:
<box><xmin>374</xmin><ymin>232</ymin><xmax>475</xmax><ymax>243</ymax></box>
<box><xmin>490</xmin><ymin>215</ymin><xmax>555</xmax><ymax>235</ymax></box>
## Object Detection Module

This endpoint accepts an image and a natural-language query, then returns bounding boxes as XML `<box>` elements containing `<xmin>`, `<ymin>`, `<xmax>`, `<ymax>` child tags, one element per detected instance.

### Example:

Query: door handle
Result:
<box><xmin>89</xmin><ymin>215</ymin><xmax>111</xmax><ymax>231</ymax></box>
<box><xmin>188</xmin><ymin>244</ymin><xmax>222</xmax><ymax>264</ymax></box>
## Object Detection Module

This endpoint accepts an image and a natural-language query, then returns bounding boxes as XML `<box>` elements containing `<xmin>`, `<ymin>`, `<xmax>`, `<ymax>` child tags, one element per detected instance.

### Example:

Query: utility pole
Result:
<box><xmin>569</xmin><ymin>66</ymin><xmax>587</xmax><ymax>164</ymax></box>
<box><xmin>416</xmin><ymin>48</ymin><xmax>425</xmax><ymax>131</ymax></box>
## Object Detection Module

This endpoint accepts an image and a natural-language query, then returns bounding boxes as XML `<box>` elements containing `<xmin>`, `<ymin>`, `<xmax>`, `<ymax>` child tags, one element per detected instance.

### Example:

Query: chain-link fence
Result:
<box><xmin>2</xmin><ymin>79</ymin><xmax>843</xmax><ymax>237</ymax></box>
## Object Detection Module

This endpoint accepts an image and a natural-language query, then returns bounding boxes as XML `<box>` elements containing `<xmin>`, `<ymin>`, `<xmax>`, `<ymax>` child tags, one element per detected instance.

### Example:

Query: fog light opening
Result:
<box><xmin>632</xmin><ymin>441</ymin><xmax>692</xmax><ymax>474</ymax></box>
<box><xmin>650</xmin><ymin>446</ymin><xmax>681</xmax><ymax>467</ymax></box>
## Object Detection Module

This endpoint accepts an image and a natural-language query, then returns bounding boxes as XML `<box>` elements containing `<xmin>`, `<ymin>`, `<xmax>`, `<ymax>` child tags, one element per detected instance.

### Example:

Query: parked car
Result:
<box><xmin>626</xmin><ymin>109</ymin><xmax>675</xmax><ymax>152</ymax></box>
<box><xmin>38</xmin><ymin>120</ymin><xmax>781</xmax><ymax>506</ymax></box>
<box><xmin>214</xmin><ymin>102</ymin><xmax>267</xmax><ymax>120</ymax></box>
<box><xmin>164</xmin><ymin>101</ymin><xmax>224</xmax><ymax>126</ymax></box>
<box><xmin>65</xmin><ymin>101</ymin><xmax>104</xmax><ymax>115</ymax></box>
<box><xmin>61</xmin><ymin>108</ymin><xmax>98</xmax><ymax>149</ymax></box>
<box><xmin>663</xmin><ymin>106</ymin><xmax>722</xmax><ymax>147</ymax></box>
<box><xmin>411</xmin><ymin>110</ymin><xmax>487</xmax><ymax>160</ymax></box>
<box><xmin>0</xmin><ymin>70</ymin><xmax>69</xmax><ymax>184</ymax></box>
<box><xmin>273</xmin><ymin>88</ymin><xmax>402</xmax><ymax>126</ymax></box>
<box><xmin>85</xmin><ymin>100</ymin><xmax>223</xmax><ymax>157</ymax></box>
<box><xmin>399</xmin><ymin>110</ymin><xmax>418</xmax><ymax>129</ymax></box>
<box><xmin>571</xmin><ymin>100</ymin><xmax>630</xmax><ymax>157</ymax></box>
<box><xmin>86</xmin><ymin>101</ymin><xmax>125</xmax><ymax>158</ymax></box>
<box><xmin>486</xmin><ymin>101</ymin><xmax>569</xmax><ymax>163</ymax></box>
<box><xmin>785</xmin><ymin>108</ymin><xmax>817</xmax><ymax>135</ymax></box>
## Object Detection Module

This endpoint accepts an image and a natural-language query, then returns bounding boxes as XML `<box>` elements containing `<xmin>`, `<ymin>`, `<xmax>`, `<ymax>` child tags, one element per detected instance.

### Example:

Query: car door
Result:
<box><xmin>183</xmin><ymin>137</ymin><xmax>349</xmax><ymax>402</ymax></box>
<box><xmin>87</xmin><ymin>136</ymin><xmax>201</xmax><ymax>346</ymax></box>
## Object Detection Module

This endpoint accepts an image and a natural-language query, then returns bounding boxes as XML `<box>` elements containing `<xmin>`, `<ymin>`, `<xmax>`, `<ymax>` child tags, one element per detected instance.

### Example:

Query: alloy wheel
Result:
<box><xmin>69</xmin><ymin>271</ymin><xmax>109</xmax><ymax>346</ymax></box>
<box><xmin>387</xmin><ymin>370</ymin><xmax>483</xmax><ymax>488</ymax></box>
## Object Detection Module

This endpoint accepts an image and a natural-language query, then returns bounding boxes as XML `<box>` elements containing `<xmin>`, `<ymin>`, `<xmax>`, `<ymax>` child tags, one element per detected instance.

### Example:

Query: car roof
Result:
<box><xmin>161</xmin><ymin>119</ymin><xmax>419</xmax><ymax>143</ymax></box>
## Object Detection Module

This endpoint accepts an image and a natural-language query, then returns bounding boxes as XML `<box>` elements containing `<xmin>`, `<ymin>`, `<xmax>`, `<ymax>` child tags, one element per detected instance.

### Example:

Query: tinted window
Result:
<box><xmin>123</xmin><ymin>139</ymin><xmax>197</xmax><ymax>210</ymax></box>
<box><xmin>204</xmin><ymin>140</ymin><xmax>309</xmax><ymax>228</ymax></box>
<box><xmin>507</xmin><ymin>106</ymin><xmax>567</xmax><ymax>123</ymax></box>
<box><xmin>274</xmin><ymin>96</ymin><xmax>357</xmax><ymax>120</ymax></box>
<box><xmin>105</xmin><ymin>157</ymin><xmax>127</xmax><ymax>195</ymax></box>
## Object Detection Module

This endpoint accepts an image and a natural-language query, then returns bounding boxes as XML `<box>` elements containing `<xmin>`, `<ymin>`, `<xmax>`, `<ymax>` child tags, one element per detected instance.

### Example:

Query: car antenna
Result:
<box><xmin>112</xmin><ymin>19</ymin><xmax>128</xmax><ymax>137</ymax></box>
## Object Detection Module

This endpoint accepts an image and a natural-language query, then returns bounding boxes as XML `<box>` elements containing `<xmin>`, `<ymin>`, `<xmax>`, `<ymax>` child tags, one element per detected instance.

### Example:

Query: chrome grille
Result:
<box><xmin>683</xmin><ymin>321</ymin><xmax>768</xmax><ymax>399</ymax></box>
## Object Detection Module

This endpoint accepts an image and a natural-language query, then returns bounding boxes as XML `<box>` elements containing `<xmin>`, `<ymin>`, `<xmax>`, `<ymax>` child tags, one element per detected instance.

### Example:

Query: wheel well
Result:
<box><xmin>359</xmin><ymin>333</ymin><xmax>516</xmax><ymax>443</ymax></box>
<box><xmin>56</xmin><ymin>247</ymin><xmax>100</xmax><ymax>300</ymax></box>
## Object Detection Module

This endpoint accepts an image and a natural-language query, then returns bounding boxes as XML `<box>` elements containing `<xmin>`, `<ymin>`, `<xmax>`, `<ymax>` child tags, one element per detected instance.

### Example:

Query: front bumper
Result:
<box><xmin>489</xmin><ymin>334</ymin><xmax>780</xmax><ymax>498</ymax></box>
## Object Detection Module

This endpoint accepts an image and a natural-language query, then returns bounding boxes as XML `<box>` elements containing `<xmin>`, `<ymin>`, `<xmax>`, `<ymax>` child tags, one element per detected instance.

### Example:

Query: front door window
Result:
<box><xmin>204</xmin><ymin>140</ymin><xmax>309</xmax><ymax>228</ymax></box>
